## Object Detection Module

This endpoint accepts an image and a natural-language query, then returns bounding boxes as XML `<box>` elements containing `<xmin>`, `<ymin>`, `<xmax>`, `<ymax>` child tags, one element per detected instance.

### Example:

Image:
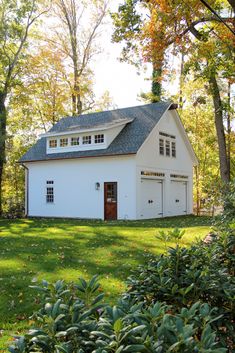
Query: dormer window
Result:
<box><xmin>60</xmin><ymin>138</ymin><xmax>68</xmax><ymax>147</ymax></box>
<box><xmin>47</xmin><ymin>132</ymin><xmax>107</xmax><ymax>154</ymax></box>
<box><xmin>95</xmin><ymin>134</ymin><xmax>104</xmax><ymax>144</ymax></box>
<box><xmin>49</xmin><ymin>139</ymin><xmax>57</xmax><ymax>148</ymax></box>
<box><xmin>83</xmin><ymin>136</ymin><xmax>91</xmax><ymax>145</ymax></box>
<box><xmin>71</xmin><ymin>137</ymin><xmax>79</xmax><ymax>146</ymax></box>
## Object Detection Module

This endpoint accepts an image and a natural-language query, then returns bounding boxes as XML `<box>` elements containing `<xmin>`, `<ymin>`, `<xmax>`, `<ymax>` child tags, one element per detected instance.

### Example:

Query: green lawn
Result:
<box><xmin>0</xmin><ymin>216</ymin><xmax>212</xmax><ymax>350</ymax></box>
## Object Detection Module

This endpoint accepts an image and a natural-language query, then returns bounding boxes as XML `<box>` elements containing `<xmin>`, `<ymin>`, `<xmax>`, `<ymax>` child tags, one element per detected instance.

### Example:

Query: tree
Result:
<box><xmin>176</xmin><ymin>78</ymin><xmax>220</xmax><ymax>214</ymax></box>
<box><xmin>0</xmin><ymin>0</ymin><xmax>48</xmax><ymax>215</ymax></box>
<box><xmin>11</xmin><ymin>44</ymin><xmax>71</xmax><ymax>132</ymax></box>
<box><xmin>112</xmin><ymin>0</ymin><xmax>235</xmax><ymax>184</ymax></box>
<box><xmin>51</xmin><ymin>0</ymin><xmax>108</xmax><ymax>115</ymax></box>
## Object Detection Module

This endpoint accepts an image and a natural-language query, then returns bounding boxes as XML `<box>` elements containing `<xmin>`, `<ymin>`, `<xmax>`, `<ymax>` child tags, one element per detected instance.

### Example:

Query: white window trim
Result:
<box><xmin>159</xmin><ymin>133</ymin><xmax>176</xmax><ymax>158</ymax></box>
<box><xmin>47</xmin><ymin>133</ymin><xmax>106</xmax><ymax>153</ymax></box>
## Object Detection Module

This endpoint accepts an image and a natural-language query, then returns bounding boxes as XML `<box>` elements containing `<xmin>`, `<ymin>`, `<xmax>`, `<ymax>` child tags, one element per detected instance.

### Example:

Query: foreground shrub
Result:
<box><xmin>2</xmin><ymin>196</ymin><xmax>24</xmax><ymax>218</ymax></box>
<box><xmin>9</xmin><ymin>276</ymin><xmax>227</xmax><ymax>353</ymax></box>
<box><xmin>125</xmin><ymin>230</ymin><xmax>235</xmax><ymax>350</ymax></box>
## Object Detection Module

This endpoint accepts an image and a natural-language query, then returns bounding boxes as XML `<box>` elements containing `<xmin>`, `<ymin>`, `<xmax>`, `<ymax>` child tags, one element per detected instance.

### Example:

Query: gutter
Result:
<box><xmin>21</xmin><ymin>164</ymin><xmax>29</xmax><ymax>217</ymax></box>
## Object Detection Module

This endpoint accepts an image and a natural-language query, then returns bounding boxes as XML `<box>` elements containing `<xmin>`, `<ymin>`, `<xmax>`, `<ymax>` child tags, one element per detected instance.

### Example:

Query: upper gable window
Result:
<box><xmin>171</xmin><ymin>141</ymin><xmax>176</xmax><ymax>157</ymax></box>
<box><xmin>60</xmin><ymin>138</ymin><xmax>68</xmax><ymax>147</ymax></box>
<box><xmin>71</xmin><ymin>137</ymin><xmax>79</xmax><ymax>146</ymax></box>
<box><xmin>165</xmin><ymin>140</ymin><xmax>170</xmax><ymax>156</ymax></box>
<box><xmin>159</xmin><ymin>139</ymin><xmax>164</xmax><ymax>155</ymax></box>
<box><xmin>95</xmin><ymin>134</ymin><xmax>104</xmax><ymax>144</ymax></box>
<box><xmin>83</xmin><ymin>136</ymin><xmax>91</xmax><ymax>145</ymax></box>
<box><xmin>159</xmin><ymin>132</ymin><xmax>176</xmax><ymax>158</ymax></box>
<box><xmin>49</xmin><ymin>139</ymin><xmax>57</xmax><ymax>148</ymax></box>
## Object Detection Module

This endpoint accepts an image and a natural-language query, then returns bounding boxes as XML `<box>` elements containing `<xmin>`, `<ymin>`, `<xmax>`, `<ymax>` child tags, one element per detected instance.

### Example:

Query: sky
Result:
<box><xmin>93</xmin><ymin>42</ymin><xmax>152</xmax><ymax>109</ymax></box>
<box><xmin>91</xmin><ymin>0</ymin><xmax>180</xmax><ymax>109</ymax></box>
<box><xmin>92</xmin><ymin>1</ymin><xmax>152</xmax><ymax>108</ymax></box>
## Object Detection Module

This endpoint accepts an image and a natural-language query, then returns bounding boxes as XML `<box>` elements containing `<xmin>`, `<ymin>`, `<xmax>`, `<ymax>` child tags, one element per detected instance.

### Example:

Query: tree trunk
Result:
<box><xmin>72</xmin><ymin>82</ymin><xmax>82</xmax><ymax>115</ymax></box>
<box><xmin>0</xmin><ymin>92</ymin><xmax>7</xmax><ymax>216</ymax></box>
<box><xmin>227</xmin><ymin>0</ymin><xmax>235</xmax><ymax>12</ymax></box>
<box><xmin>72</xmin><ymin>66</ymin><xmax>82</xmax><ymax>115</ymax></box>
<box><xmin>209</xmin><ymin>73</ymin><xmax>230</xmax><ymax>183</ymax></box>
<box><xmin>195</xmin><ymin>165</ymin><xmax>200</xmax><ymax>216</ymax></box>
<box><xmin>227</xmin><ymin>81</ymin><xmax>231</xmax><ymax>179</ymax></box>
<box><xmin>179</xmin><ymin>54</ymin><xmax>185</xmax><ymax>109</ymax></box>
<box><xmin>151</xmin><ymin>66</ymin><xmax>162</xmax><ymax>102</ymax></box>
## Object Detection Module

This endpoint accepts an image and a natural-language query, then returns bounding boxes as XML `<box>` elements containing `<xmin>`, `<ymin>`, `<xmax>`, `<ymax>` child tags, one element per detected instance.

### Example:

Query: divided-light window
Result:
<box><xmin>172</xmin><ymin>141</ymin><xmax>176</xmax><ymax>157</ymax></box>
<box><xmin>46</xmin><ymin>180</ymin><xmax>54</xmax><ymax>185</ymax></box>
<box><xmin>48</xmin><ymin>133</ymin><xmax>106</xmax><ymax>151</ymax></box>
<box><xmin>165</xmin><ymin>140</ymin><xmax>170</xmax><ymax>156</ymax></box>
<box><xmin>159</xmin><ymin>132</ymin><xmax>176</xmax><ymax>158</ymax></box>
<box><xmin>60</xmin><ymin>138</ymin><xmax>68</xmax><ymax>147</ymax></box>
<box><xmin>159</xmin><ymin>139</ymin><xmax>164</xmax><ymax>155</ymax></box>
<box><xmin>83</xmin><ymin>135</ymin><xmax>91</xmax><ymax>144</ymax></box>
<box><xmin>71</xmin><ymin>137</ymin><xmax>79</xmax><ymax>146</ymax></box>
<box><xmin>46</xmin><ymin>184</ymin><xmax>54</xmax><ymax>203</ymax></box>
<box><xmin>49</xmin><ymin>139</ymin><xmax>57</xmax><ymax>148</ymax></box>
<box><xmin>95</xmin><ymin>134</ymin><xmax>104</xmax><ymax>144</ymax></box>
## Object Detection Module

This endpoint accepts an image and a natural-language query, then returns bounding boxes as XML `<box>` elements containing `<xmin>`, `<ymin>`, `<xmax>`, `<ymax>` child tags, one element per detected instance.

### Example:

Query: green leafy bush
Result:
<box><xmin>125</xmin><ymin>231</ymin><xmax>235</xmax><ymax>350</ymax></box>
<box><xmin>8</xmin><ymin>218</ymin><xmax>235</xmax><ymax>352</ymax></box>
<box><xmin>223</xmin><ymin>182</ymin><xmax>235</xmax><ymax>222</ymax></box>
<box><xmin>2</xmin><ymin>196</ymin><xmax>24</xmax><ymax>218</ymax></box>
<box><xmin>9</xmin><ymin>276</ymin><xmax>227</xmax><ymax>353</ymax></box>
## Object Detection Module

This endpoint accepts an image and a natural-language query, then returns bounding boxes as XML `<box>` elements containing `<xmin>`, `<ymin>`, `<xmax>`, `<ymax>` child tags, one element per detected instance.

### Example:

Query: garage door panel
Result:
<box><xmin>170</xmin><ymin>181</ymin><xmax>187</xmax><ymax>216</ymax></box>
<box><xmin>141</xmin><ymin>179</ymin><xmax>163</xmax><ymax>219</ymax></box>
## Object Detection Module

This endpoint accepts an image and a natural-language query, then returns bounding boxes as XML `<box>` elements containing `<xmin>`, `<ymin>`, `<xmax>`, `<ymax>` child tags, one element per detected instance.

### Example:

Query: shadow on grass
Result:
<box><xmin>0</xmin><ymin>215</ymin><xmax>212</xmax><ymax>327</ymax></box>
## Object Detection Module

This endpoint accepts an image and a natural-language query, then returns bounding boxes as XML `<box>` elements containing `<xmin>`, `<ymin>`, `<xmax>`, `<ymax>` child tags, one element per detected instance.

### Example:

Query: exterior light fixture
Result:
<box><xmin>95</xmin><ymin>182</ymin><xmax>100</xmax><ymax>190</ymax></box>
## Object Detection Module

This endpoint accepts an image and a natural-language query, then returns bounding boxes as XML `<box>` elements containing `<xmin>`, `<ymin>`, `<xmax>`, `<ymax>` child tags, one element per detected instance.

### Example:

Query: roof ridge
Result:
<box><xmin>56</xmin><ymin>101</ymin><xmax>172</xmax><ymax>121</ymax></box>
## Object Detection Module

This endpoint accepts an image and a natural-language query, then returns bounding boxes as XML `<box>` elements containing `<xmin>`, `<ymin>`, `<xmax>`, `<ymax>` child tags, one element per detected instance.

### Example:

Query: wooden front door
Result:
<box><xmin>104</xmin><ymin>182</ymin><xmax>117</xmax><ymax>220</ymax></box>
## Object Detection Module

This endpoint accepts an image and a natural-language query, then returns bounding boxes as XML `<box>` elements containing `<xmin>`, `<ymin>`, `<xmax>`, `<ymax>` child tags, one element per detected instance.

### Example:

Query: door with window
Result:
<box><xmin>104</xmin><ymin>182</ymin><xmax>117</xmax><ymax>220</ymax></box>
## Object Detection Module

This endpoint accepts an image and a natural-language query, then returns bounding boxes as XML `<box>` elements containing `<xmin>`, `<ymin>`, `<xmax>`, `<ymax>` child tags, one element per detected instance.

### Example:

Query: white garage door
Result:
<box><xmin>170</xmin><ymin>181</ymin><xmax>187</xmax><ymax>216</ymax></box>
<box><xmin>140</xmin><ymin>179</ymin><xmax>163</xmax><ymax>219</ymax></box>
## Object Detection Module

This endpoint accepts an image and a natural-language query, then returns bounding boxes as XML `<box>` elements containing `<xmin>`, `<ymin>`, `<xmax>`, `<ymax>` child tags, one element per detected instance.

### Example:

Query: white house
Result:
<box><xmin>20</xmin><ymin>102</ymin><xmax>198</xmax><ymax>220</ymax></box>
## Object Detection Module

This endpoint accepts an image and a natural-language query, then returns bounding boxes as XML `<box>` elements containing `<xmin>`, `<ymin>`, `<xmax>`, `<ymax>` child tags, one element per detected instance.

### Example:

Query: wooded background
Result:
<box><xmin>0</xmin><ymin>0</ymin><xmax>234</xmax><ymax>217</ymax></box>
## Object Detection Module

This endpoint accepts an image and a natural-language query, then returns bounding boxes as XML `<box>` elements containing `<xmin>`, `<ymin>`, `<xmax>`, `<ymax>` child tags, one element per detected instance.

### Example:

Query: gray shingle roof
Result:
<box><xmin>20</xmin><ymin>102</ymin><xmax>173</xmax><ymax>163</ymax></box>
<box><xmin>48</xmin><ymin>112</ymin><xmax>134</xmax><ymax>133</ymax></box>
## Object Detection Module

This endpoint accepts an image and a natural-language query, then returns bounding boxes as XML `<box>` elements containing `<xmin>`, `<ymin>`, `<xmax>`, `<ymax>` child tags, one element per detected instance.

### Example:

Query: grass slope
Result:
<box><xmin>0</xmin><ymin>216</ymin><xmax>212</xmax><ymax>350</ymax></box>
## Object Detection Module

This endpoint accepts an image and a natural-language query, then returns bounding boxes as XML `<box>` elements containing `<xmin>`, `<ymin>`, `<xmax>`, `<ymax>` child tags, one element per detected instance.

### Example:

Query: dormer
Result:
<box><xmin>41</xmin><ymin>116</ymin><xmax>134</xmax><ymax>155</ymax></box>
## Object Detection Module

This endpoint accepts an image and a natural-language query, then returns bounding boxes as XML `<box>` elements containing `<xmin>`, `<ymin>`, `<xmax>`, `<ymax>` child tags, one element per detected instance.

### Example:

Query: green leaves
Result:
<box><xmin>9</xmin><ymin>276</ymin><xmax>230</xmax><ymax>353</ymax></box>
<box><xmin>126</xmin><ymin>229</ymin><xmax>235</xmax><ymax>349</ymax></box>
<box><xmin>8</xmin><ymin>222</ymin><xmax>235</xmax><ymax>352</ymax></box>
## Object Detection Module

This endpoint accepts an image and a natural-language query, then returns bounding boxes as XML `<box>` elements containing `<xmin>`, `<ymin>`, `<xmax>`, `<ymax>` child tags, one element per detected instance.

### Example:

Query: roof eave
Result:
<box><xmin>18</xmin><ymin>152</ymin><xmax>137</xmax><ymax>164</ymax></box>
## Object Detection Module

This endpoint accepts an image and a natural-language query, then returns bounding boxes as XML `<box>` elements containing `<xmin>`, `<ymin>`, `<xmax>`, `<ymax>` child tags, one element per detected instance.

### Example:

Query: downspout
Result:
<box><xmin>22</xmin><ymin>164</ymin><xmax>29</xmax><ymax>217</ymax></box>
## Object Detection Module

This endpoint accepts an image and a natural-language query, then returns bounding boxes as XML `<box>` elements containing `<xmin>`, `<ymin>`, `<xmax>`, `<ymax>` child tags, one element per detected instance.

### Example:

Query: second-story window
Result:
<box><xmin>159</xmin><ymin>139</ymin><xmax>164</xmax><ymax>155</ymax></box>
<box><xmin>95</xmin><ymin>134</ymin><xmax>104</xmax><ymax>144</ymax></box>
<box><xmin>83</xmin><ymin>135</ymin><xmax>91</xmax><ymax>144</ymax></box>
<box><xmin>171</xmin><ymin>141</ymin><xmax>176</xmax><ymax>157</ymax></box>
<box><xmin>165</xmin><ymin>140</ymin><xmax>170</xmax><ymax>156</ymax></box>
<box><xmin>60</xmin><ymin>138</ymin><xmax>68</xmax><ymax>147</ymax></box>
<box><xmin>159</xmin><ymin>132</ymin><xmax>176</xmax><ymax>158</ymax></box>
<box><xmin>49</xmin><ymin>139</ymin><xmax>57</xmax><ymax>148</ymax></box>
<box><xmin>71</xmin><ymin>137</ymin><xmax>79</xmax><ymax>146</ymax></box>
